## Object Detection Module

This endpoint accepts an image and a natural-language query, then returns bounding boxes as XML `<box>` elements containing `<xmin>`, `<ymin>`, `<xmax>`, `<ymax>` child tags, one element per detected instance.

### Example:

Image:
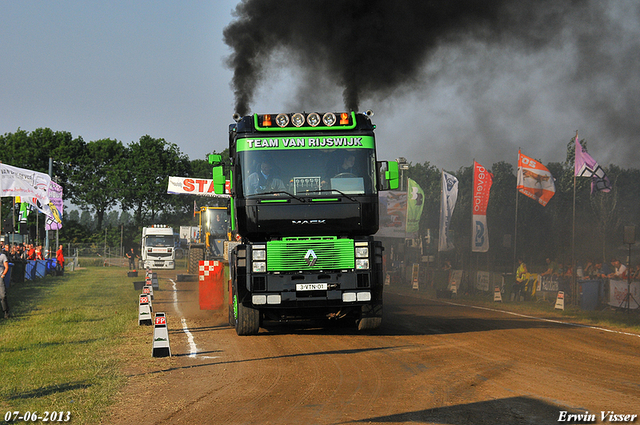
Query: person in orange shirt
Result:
<box><xmin>27</xmin><ymin>244</ymin><xmax>36</xmax><ymax>260</ymax></box>
<box><xmin>56</xmin><ymin>245</ymin><xmax>65</xmax><ymax>275</ymax></box>
<box><xmin>35</xmin><ymin>245</ymin><xmax>44</xmax><ymax>260</ymax></box>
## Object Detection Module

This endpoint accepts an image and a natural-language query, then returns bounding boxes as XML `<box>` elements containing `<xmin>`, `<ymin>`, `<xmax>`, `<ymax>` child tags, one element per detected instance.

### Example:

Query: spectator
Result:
<box><xmin>56</xmin><ymin>245</ymin><xmax>65</xmax><ymax>275</ymax></box>
<box><xmin>540</xmin><ymin>257</ymin><xmax>559</xmax><ymax>276</ymax></box>
<box><xmin>0</xmin><ymin>248</ymin><xmax>10</xmax><ymax>319</ymax></box>
<box><xmin>591</xmin><ymin>262</ymin><xmax>607</xmax><ymax>279</ymax></box>
<box><xmin>125</xmin><ymin>248</ymin><xmax>138</xmax><ymax>270</ymax></box>
<box><xmin>607</xmin><ymin>258</ymin><xmax>627</xmax><ymax>280</ymax></box>
<box><xmin>514</xmin><ymin>257</ymin><xmax>528</xmax><ymax>301</ymax></box>
<box><xmin>27</xmin><ymin>244</ymin><xmax>36</xmax><ymax>260</ymax></box>
<box><xmin>35</xmin><ymin>245</ymin><xmax>44</xmax><ymax>260</ymax></box>
<box><xmin>582</xmin><ymin>260</ymin><xmax>594</xmax><ymax>278</ymax></box>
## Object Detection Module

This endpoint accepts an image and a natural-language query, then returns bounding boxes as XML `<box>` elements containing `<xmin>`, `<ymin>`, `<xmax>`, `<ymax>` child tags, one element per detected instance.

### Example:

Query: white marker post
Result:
<box><xmin>143</xmin><ymin>283</ymin><xmax>154</xmax><ymax>300</ymax></box>
<box><xmin>494</xmin><ymin>286</ymin><xmax>503</xmax><ymax>302</ymax></box>
<box><xmin>555</xmin><ymin>291</ymin><xmax>565</xmax><ymax>310</ymax></box>
<box><xmin>139</xmin><ymin>294</ymin><xmax>152</xmax><ymax>325</ymax></box>
<box><xmin>152</xmin><ymin>312</ymin><xmax>171</xmax><ymax>357</ymax></box>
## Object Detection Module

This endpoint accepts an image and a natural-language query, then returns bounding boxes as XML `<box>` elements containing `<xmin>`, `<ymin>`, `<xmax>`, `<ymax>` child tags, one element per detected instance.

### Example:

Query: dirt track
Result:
<box><xmin>107</xmin><ymin>270</ymin><xmax>640</xmax><ymax>425</ymax></box>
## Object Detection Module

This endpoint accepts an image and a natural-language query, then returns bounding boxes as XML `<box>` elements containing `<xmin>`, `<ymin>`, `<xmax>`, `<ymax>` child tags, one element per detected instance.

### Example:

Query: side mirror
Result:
<box><xmin>212</xmin><ymin>166</ymin><xmax>225</xmax><ymax>195</ymax></box>
<box><xmin>377</xmin><ymin>161</ymin><xmax>399</xmax><ymax>190</ymax></box>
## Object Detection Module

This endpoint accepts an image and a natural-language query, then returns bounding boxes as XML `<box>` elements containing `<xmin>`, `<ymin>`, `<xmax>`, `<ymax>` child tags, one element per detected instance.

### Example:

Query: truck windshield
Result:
<box><xmin>204</xmin><ymin>209</ymin><xmax>229</xmax><ymax>237</ymax></box>
<box><xmin>237</xmin><ymin>148</ymin><xmax>377</xmax><ymax>198</ymax></box>
<box><xmin>146</xmin><ymin>236</ymin><xmax>174</xmax><ymax>247</ymax></box>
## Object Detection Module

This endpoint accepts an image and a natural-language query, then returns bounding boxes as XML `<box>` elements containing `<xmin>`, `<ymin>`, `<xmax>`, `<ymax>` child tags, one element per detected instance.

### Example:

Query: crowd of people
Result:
<box><xmin>515</xmin><ymin>256</ymin><xmax>640</xmax><ymax>282</ymax></box>
<box><xmin>512</xmin><ymin>256</ymin><xmax>640</xmax><ymax>303</ymax></box>
<box><xmin>1</xmin><ymin>241</ymin><xmax>65</xmax><ymax>320</ymax></box>
<box><xmin>0</xmin><ymin>241</ymin><xmax>51</xmax><ymax>262</ymax></box>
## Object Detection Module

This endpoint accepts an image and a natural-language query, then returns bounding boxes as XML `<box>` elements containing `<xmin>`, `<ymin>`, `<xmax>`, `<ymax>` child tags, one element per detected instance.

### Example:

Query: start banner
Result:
<box><xmin>167</xmin><ymin>176</ymin><xmax>230</xmax><ymax>198</ymax></box>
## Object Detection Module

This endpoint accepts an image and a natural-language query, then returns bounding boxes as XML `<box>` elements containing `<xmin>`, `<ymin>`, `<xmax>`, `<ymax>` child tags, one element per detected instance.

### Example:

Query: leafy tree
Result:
<box><xmin>68</xmin><ymin>138</ymin><xmax>126</xmax><ymax>230</ymax></box>
<box><xmin>122</xmin><ymin>136</ymin><xmax>190</xmax><ymax>225</ymax></box>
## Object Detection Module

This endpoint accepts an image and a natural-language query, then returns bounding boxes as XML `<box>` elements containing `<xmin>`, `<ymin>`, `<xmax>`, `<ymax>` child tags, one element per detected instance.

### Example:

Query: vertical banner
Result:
<box><xmin>45</xmin><ymin>181</ymin><xmax>63</xmax><ymax>230</ymax></box>
<box><xmin>438</xmin><ymin>171</ymin><xmax>458</xmax><ymax>252</ymax></box>
<box><xmin>517</xmin><ymin>150</ymin><xmax>555</xmax><ymax>206</ymax></box>
<box><xmin>472</xmin><ymin>161</ymin><xmax>493</xmax><ymax>252</ymax></box>
<box><xmin>406</xmin><ymin>178</ymin><xmax>424</xmax><ymax>237</ymax></box>
<box><xmin>377</xmin><ymin>191</ymin><xmax>407</xmax><ymax>238</ymax></box>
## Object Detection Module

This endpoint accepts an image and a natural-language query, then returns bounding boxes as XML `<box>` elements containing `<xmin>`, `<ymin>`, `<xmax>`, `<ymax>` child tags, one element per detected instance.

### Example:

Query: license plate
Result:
<box><xmin>296</xmin><ymin>283</ymin><xmax>328</xmax><ymax>291</ymax></box>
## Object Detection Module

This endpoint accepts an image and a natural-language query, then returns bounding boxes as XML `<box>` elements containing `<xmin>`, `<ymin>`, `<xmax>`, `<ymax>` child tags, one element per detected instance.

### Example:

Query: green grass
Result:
<box><xmin>0</xmin><ymin>268</ymin><xmax>156</xmax><ymax>424</ymax></box>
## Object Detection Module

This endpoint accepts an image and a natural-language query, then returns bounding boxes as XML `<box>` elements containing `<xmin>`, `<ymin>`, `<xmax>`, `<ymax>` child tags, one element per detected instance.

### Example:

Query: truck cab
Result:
<box><xmin>141</xmin><ymin>225</ymin><xmax>176</xmax><ymax>270</ymax></box>
<box><xmin>213</xmin><ymin>111</ymin><xmax>398</xmax><ymax>335</ymax></box>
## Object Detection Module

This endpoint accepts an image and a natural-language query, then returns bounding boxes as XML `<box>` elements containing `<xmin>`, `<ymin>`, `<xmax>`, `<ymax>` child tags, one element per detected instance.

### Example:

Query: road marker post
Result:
<box><xmin>143</xmin><ymin>283</ymin><xmax>154</xmax><ymax>300</ymax></box>
<box><xmin>139</xmin><ymin>294</ymin><xmax>152</xmax><ymax>325</ymax></box>
<box><xmin>494</xmin><ymin>286</ymin><xmax>503</xmax><ymax>302</ymax></box>
<box><xmin>555</xmin><ymin>291</ymin><xmax>565</xmax><ymax>310</ymax></box>
<box><xmin>152</xmin><ymin>312</ymin><xmax>171</xmax><ymax>357</ymax></box>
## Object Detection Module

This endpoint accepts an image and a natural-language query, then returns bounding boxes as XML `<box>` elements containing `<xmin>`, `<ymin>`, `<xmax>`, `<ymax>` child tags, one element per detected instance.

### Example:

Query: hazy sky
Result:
<box><xmin>2</xmin><ymin>1</ymin><xmax>639</xmax><ymax>173</ymax></box>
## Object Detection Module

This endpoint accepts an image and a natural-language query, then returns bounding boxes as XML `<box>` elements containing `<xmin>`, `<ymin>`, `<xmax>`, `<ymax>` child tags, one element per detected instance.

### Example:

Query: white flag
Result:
<box><xmin>439</xmin><ymin>171</ymin><xmax>458</xmax><ymax>252</ymax></box>
<box><xmin>0</xmin><ymin>163</ymin><xmax>61</xmax><ymax>223</ymax></box>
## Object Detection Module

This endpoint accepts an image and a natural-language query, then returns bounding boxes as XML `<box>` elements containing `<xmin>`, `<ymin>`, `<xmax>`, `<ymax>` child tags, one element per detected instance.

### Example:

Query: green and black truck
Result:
<box><xmin>210</xmin><ymin>110</ymin><xmax>398</xmax><ymax>335</ymax></box>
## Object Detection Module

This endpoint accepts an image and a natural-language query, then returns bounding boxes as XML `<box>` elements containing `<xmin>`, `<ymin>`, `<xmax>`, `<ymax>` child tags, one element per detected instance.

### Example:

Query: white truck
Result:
<box><xmin>141</xmin><ymin>225</ymin><xmax>175</xmax><ymax>270</ymax></box>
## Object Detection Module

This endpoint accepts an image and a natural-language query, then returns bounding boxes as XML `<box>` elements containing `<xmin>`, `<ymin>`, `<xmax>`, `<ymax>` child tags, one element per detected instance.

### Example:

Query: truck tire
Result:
<box><xmin>188</xmin><ymin>246</ymin><xmax>204</xmax><ymax>274</ymax></box>
<box><xmin>357</xmin><ymin>303</ymin><xmax>383</xmax><ymax>331</ymax></box>
<box><xmin>235</xmin><ymin>296</ymin><xmax>260</xmax><ymax>336</ymax></box>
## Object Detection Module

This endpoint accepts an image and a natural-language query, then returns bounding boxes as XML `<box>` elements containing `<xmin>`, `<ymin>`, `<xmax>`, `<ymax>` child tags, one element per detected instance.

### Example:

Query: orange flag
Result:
<box><xmin>517</xmin><ymin>150</ymin><xmax>555</xmax><ymax>206</ymax></box>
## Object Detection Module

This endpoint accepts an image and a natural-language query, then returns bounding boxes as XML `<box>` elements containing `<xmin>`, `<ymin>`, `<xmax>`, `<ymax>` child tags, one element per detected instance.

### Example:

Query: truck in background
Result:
<box><xmin>141</xmin><ymin>225</ymin><xmax>176</xmax><ymax>270</ymax></box>
<box><xmin>210</xmin><ymin>110</ymin><xmax>399</xmax><ymax>335</ymax></box>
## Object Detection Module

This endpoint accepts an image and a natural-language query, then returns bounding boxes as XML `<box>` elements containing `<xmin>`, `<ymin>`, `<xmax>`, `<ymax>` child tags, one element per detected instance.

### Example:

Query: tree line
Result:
<box><xmin>1</xmin><ymin>128</ymin><xmax>638</xmax><ymax>270</ymax></box>
<box><xmin>0</xmin><ymin>128</ymin><xmax>226</xmax><ymax>249</ymax></box>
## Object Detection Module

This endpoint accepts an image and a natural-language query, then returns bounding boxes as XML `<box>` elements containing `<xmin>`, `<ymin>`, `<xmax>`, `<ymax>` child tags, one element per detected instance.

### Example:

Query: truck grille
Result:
<box><xmin>266</xmin><ymin>237</ymin><xmax>354</xmax><ymax>271</ymax></box>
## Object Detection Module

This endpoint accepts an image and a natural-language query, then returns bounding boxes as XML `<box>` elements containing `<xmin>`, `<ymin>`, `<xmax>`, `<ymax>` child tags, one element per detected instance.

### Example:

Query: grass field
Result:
<box><xmin>0</xmin><ymin>267</ymin><xmax>171</xmax><ymax>424</ymax></box>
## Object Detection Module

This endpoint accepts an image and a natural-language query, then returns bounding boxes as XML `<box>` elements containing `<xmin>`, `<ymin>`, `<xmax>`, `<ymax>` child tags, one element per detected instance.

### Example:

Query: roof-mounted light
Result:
<box><xmin>307</xmin><ymin>112</ymin><xmax>320</xmax><ymax>127</ymax></box>
<box><xmin>276</xmin><ymin>113</ymin><xmax>289</xmax><ymax>127</ymax></box>
<box><xmin>253</xmin><ymin>111</ymin><xmax>356</xmax><ymax>131</ymax></box>
<box><xmin>322</xmin><ymin>112</ymin><xmax>336</xmax><ymax>126</ymax></box>
<box><xmin>291</xmin><ymin>113</ymin><xmax>305</xmax><ymax>127</ymax></box>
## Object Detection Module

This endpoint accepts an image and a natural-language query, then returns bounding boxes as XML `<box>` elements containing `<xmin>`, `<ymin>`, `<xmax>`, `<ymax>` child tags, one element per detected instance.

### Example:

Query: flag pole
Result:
<box><xmin>437</xmin><ymin>169</ymin><xmax>443</xmax><ymax>268</ymax></box>
<box><xmin>572</xmin><ymin>131</ymin><xmax>578</xmax><ymax>306</ymax></box>
<box><xmin>471</xmin><ymin>160</ymin><xmax>475</xmax><ymax>275</ymax></box>
<box><xmin>513</xmin><ymin>150</ymin><xmax>520</xmax><ymax>274</ymax></box>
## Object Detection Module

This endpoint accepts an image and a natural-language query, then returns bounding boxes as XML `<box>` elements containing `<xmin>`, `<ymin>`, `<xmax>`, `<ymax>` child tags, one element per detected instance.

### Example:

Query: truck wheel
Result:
<box><xmin>357</xmin><ymin>304</ymin><xmax>382</xmax><ymax>331</ymax></box>
<box><xmin>188</xmin><ymin>246</ymin><xmax>204</xmax><ymax>274</ymax></box>
<box><xmin>235</xmin><ymin>296</ymin><xmax>260</xmax><ymax>336</ymax></box>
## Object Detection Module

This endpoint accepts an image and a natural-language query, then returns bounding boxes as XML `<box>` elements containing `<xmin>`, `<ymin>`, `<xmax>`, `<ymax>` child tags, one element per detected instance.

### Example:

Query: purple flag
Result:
<box><xmin>574</xmin><ymin>135</ymin><xmax>612</xmax><ymax>194</ymax></box>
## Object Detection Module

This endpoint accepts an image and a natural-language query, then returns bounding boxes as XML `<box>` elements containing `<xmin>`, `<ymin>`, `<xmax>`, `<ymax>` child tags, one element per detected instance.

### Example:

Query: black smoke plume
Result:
<box><xmin>223</xmin><ymin>0</ymin><xmax>576</xmax><ymax>115</ymax></box>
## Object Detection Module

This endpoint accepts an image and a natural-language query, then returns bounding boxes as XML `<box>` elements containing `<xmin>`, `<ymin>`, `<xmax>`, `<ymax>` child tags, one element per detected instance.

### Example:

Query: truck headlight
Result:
<box><xmin>253</xmin><ymin>262</ymin><xmax>266</xmax><ymax>273</ymax></box>
<box><xmin>356</xmin><ymin>259</ymin><xmax>369</xmax><ymax>270</ymax></box>
<box><xmin>355</xmin><ymin>247</ymin><xmax>368</xmax><ymax>258</ymax></box>
<box><xmin>252</xmin><ymin>249</ymin><xmax>266</xmax><ymax>261</ymax></box>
